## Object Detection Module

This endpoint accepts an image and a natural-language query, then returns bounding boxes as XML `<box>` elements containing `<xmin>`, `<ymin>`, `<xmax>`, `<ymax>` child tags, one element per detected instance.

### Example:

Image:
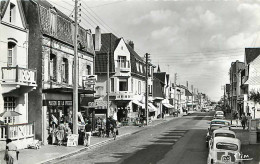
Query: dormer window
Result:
<box><xmin>121</xmin><ymin>46</ymin><xmax>123</xmax><ymax>50</ymax></box>
<box><xmin>50</xmin><ymin>9</ymin><xmax>57</xmax><ymax>36</ymax></box>
<box><xmin>9</xmin><ymin>3</ymin><xmax>15</xmax><ymax>23</ymax></box>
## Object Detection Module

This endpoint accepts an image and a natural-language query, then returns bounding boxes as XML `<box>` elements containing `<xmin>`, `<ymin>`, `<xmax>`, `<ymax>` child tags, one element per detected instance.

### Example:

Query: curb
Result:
<box><xmin>40</xmin><ymin>132</ymin><xmax>133</xmax><ymax>164</ymax></box>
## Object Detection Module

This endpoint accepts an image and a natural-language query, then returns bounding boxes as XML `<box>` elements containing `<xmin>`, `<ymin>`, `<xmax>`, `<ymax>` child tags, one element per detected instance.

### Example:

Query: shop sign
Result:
<box><xmin>67</xmin><ymin>134</ymin><xmax>79</xmax><ymax>147</ymax></box>
<box><xmin>65</xmin><ymin>101</ymin><xmax>72</xmax><ymax>106</ymax></box>
<box><xmin>49</xmin><ymin>101</ymin><xmax>57</xmax><ymax>106</ymax></box>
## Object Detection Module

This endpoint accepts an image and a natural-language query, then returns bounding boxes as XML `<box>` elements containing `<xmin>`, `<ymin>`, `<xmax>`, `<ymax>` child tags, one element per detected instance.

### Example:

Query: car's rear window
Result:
<box><xmin>215</xmin><ymin>133</ymin><xmax>235</xmax><ymax>138</ymax></box>
<box><xmin>211</xmin><ymin>121</ymin><xmax>229</xmax><ymax>125</ymax></box>
<box><xmin>216</xmin><ymin>142</ymin><xmax>238</xmax><ymax>151</ymax></box>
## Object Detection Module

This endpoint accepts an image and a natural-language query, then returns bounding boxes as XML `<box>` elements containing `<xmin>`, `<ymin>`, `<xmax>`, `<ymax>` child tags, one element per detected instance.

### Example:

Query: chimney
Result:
<box><xmin>95</xmin><ymin>26</ymin><xmax>101</xmax><ymax>51</ymax></box>
<box><xmin>129</xmin><ymin>40</ymin><xmax>134</xmax><ymax>50</ymax></box>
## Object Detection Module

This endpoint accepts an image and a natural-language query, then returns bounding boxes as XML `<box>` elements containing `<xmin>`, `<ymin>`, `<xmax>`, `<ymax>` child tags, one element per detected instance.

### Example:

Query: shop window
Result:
<box><xmin>50</xmin><ymin>54</ymin><xmax>57</xmax><ymax>81</ymax></box>
<box><xmin>111</xmin><ymin>78</ymin><xmax>114</xmax><ymax>92</ymax></box>
<box><xmin>4</xmin><ymin>97</ymin><xmax>16</xmax><ymax>124</ymax></box>
<box><xmin>61</xmin><ymin>58</ymin><xmax>68</xmax><ymax>83</ymax></box>
<box><xmin>7</xmin><ymin>42</ymin><xmax>16</xmax><ymax>67</ymax></box>
<box><xmin>9</xmin><ymin>3</ymin><xmax>15</xmax><ymax>23</ymax></box>
<box><xmin>119</xmin><ymin>79</ymin><xmax>128</xmax><ymax>91</ymax></box>
<box><xmin>138</xmin><ymin>81</ymin><xmax>141</xmax><ymax>95</ymax></box>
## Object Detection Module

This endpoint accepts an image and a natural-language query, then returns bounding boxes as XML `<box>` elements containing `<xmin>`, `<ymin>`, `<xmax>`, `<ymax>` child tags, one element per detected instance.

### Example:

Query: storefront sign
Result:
<box><xmin>67</xmin><ymin>134</ymin><xmax>79</xmax><ymax>147</ymax></box>
<box><xmin>49</xmin><ymin>101</ymin><xmax>57</xmax><ymax>106</ymax></box>
<box><xmin>65</xmin><ymin>101</ymin><xmax>72</xmax><ymax>106</ymax></box>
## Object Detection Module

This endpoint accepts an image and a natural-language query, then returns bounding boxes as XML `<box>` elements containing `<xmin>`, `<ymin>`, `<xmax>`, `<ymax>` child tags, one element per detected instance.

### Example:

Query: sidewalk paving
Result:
<box><xmin>0</xmin><ymin>116</ymin><xmax>178</xmax><ymax>164</ymax></box>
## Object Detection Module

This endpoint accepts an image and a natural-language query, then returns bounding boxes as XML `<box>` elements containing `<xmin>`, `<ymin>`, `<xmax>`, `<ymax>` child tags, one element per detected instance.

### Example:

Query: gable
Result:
<box><xmin>1</xmin><ymin>0</ymin><xmax>27</xmax><ymax>29</ymax></box>
<box><xmin>114</xmin><ymin>38</ymin><xmax>130</xmax><ymax>61</ymax></box>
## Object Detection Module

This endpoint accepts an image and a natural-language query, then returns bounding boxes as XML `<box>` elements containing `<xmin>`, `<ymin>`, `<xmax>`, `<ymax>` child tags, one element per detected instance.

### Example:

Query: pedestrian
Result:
<box><xmin>84</xmin><ymin>120</ymin><xmax>92</xmax><ymax>147</ymax></box>
<box><xmin>4</xmin><ymin>138</ymin><xmax>19</xmax><ymax>164</ymax></box>
<box><xmin>246</xmin><ymin>113</ymin><xmax>252</xmax><ymax>130</ymax></box>
<box><xmin>241</xmin><ymin>113</ymin><xmax>247</xmax><ymax>130</ymax></box>
<box><xmin>233</xmin><ymin>112</ymin><xmax>239</xmax><ymax>127</ymax></box>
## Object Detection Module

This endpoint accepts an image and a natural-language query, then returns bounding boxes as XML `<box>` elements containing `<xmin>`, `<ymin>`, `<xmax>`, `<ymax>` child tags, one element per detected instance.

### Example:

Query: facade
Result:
<box><xmin>229</xmin><ymin>60</ymin><xmax>245</xmax><ymax>117</ymax></box>
<box><xmin>0</xmin><ymin>0</ymin><xmax>37</xmax><ymax>149</ymax></box>
<box><xmin>94</xmin><ymin>33</ymin><xmax>155</xmax><ymax>123</ymax></box>
<box><xmin>241</xmin><ymin>48</ymin><xmax>260</xmax><ymax>119</ymax></box>
<box><xmin>21</xmin><ymin>0</ymin><xmax>95</xmax><ymax>144</ymax></box>
<box><xmin>153</xmin><ymin>72</ymin><xmax>174</xmax><ymax>116</ymax></box>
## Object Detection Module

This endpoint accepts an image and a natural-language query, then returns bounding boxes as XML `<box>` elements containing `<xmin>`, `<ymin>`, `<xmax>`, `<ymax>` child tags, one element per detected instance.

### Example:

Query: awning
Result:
<box><xmin>148</xmin><ymin>103</ymin><xmax>157</xmax><ymax>112</ymax></box>
<box><xmin>132</xmin><ymin>100</ymin><xmax>145</xmax><ymax>108</ymax></box>
<box><xmin>162</xmin><ymin>103</ymin><xmax>174</xmax><ymax>109</ymax></box>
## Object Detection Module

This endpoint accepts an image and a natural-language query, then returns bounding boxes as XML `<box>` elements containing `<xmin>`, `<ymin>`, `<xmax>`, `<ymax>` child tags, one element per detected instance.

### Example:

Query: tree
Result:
<box><xmin>249</xmin><ymin>89</ymin><xmax>260</xmax><ymax>118</ymax></box>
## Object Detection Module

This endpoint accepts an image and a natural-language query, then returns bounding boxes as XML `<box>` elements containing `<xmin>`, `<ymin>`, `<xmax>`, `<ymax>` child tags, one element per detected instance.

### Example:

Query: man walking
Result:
<box><xmin>84</xmin><ymin>120</ymin><xmax>92</xmax><ymax>147</ymax></box>
<box><xmin>241</xmin><ymin>113</ymin><xmax>247</xmax><ymax>130</ymax></box>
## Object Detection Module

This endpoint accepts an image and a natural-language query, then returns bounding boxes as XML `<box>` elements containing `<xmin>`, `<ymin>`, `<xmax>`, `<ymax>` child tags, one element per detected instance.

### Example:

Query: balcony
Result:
<box><xmin>115</xmin><ymin>60</ymin><xmax>131</xmax><ymax>76</ymax></box>
<box><xmin>1</xmin><ymin>66</ymin><xmax>37</xmax><ymax>95</ymax></box>
<box><xmin>112</xmin><ymin>91</ymin><xmax>133</xmax><ymax>100</ymax></box>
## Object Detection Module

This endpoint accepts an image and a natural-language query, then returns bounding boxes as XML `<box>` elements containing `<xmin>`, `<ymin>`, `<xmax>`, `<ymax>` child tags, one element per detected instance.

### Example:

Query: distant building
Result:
<box><xmin>229</xmin><ymin>60</ymin><xmax>245</xmax><ymax>117</ymax></box>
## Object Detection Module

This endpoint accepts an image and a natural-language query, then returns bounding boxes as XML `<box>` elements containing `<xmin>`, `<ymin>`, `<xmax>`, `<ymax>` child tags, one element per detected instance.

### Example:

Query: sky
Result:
<box><xmin>48</xmin><ymin>0</ymin><xmax>260</xmax><ymax>101</ymax></box>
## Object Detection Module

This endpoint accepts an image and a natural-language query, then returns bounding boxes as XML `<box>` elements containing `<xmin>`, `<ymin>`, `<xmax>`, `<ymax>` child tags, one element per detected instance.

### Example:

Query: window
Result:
<box><xmin>136</xmin><ymin>62</ymin><xmax>139</xmax><ymax>72</ymax></box>
<box><xmin>7</xmin><ymin>42</ymin><xmax>16</xmax><ymax>67</ymax></box>
<box><xmin>61</xmin><ymin>58</ymin><xmax>68</xmax><ymax>83</ymax></box>
<box><xmin>87</xmin><ymin>65</ymin><xmax>91</xmax><ymax>75</ymax></box>
<box><xmin>111</xmin><ymin>78</ymin><xmax>114</xmax><ymax>92</ymax></box>
<box><xmin>138</xmin><ymin>81</ymin><xmax>141</xmax><ymax>94</ymax></box>
<box><xmin>9</xmin><ymin>3</ymin><xmax>15</xmax><ymax>23</ymax></box>
<box><xmin>140</xmin><ymin>64</ymin><xmax>143</xmax><ymax>73</ymax></box>
<box><xmin>118</xmin><ymin>56</ymin><xmax>126</xmax><ymax>68</ymax></box>
<box><xmin>50</xmin><ymin>54</ymin><xmax>57</xmax><ymax>81</ymax></box>
<box><xmin>119</xmin><ymin>79</ymin><xmax>128</xmax><ymax>91</ymax></box>
<box><xmin>149</xmin><ymin>85</ymin><xmax>152</xmax><ymax>95</ymax></box>
<box><xmin>50</xmin><ymin>10</ymin><xmax>57</xmax><ymax>35</ymax></box>
<box><xmin>4</xmin><ymin>97</ymin><xmax>16</xmax><ymax>124</ymax></box>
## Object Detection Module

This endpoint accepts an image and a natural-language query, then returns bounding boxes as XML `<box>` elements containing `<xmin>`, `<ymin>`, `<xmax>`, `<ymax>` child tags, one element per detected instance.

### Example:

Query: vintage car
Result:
<box><xmin>206</xmin><ymin>124</ymin><xmax>230</xmax><ymax>147</ymax></box>
<box><xmin>214</xmin><ymin>113</ymin><xmax>225</xmax><ymax>119</ymax></box>
<box><xmin>210</xmin><ymin>119</ymin><xmax>231</xmax><ymax>127</ymax></box>
<box><xmin>207</xmin><ymin>137</ymin><xmax>242</xmax><ymax>164</ymax></box>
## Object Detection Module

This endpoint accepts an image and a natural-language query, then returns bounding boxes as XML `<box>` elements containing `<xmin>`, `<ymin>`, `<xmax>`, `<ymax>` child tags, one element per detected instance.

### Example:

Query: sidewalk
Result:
<box><xmin>0</xmin><ymin>115</ymin><xmax>178</xmax><ymax>164</ymax></box>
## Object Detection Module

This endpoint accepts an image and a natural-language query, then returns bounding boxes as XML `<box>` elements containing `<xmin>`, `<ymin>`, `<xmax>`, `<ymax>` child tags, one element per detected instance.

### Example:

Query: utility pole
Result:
<box><xmin>107</xmin><ymin>49</ymin><xmax>110</xmax><ymax>122</ymax></box>
<box><xmin>73</xmin><ymin>0</ymin><xmax>79</xmax><ymax>135</ymax></box>
<box><xmin>174</xmin><ymin>73</ymin><xmax>177</xmax><ymax>113</ymax></box>
<box><xmin>191</xmin><ymin>85</ymin><xmax>194</xmax><ymax>111</ymax></box>
<box><xmin>145</xmin><ymin>53</ymin><xmax>149</xmax><ymax>125</ymax></box>
<box><xmin>224</xmin><ymin>85</ymin><xmax>226</xmax><ymax>114</ymax></box>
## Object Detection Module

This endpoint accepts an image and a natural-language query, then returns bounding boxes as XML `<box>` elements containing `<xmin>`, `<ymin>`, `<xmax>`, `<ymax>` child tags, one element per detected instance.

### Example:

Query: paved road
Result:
<box><xmin>54</xmin><ymin>112</ymin><xmax>214</xmax><ymax>164</ymax></box>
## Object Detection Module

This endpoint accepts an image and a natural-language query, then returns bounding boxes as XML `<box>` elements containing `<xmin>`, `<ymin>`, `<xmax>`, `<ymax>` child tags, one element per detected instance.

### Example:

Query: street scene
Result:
<box><xmin>1</xmin><ymin>0</ymin><xmax>260</xmax><ymax>164</ymax></box>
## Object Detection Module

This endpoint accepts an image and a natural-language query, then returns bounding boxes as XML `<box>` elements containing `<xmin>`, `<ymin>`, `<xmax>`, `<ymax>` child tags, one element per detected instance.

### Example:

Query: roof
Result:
<box><xmin>94</xmin><ymin>33</ymin><xmax>120</xmax><ymax>54</ymax></box>
<box><xmin>213</xmin><ymin>129</ymin><xmax>235</xmax><ymax>135</ymax></box>
<box><xmin>0</xmin><ymin>0</ymin><xmax>9</xmax><ymax>18</ymax></box>
<box><xmin>213</xmin><ymin>137</ymin><xmax>241</xmax><ymax>145</ymax></box>
<box><xmin>154</xmin><ymin>72</ymin><xmax>166</xmax><ymax>84</ymax></box>
<box><xmin>95</xmin><ymin>53</ymin><xmax>115</xmax><ymax>73</ymax></box>
<box><xmin>245</xmin><ymin>48</ymin><xmax>260</xmax><ymax>65</ymax></box>
<box><xmin>185</xmin><ymin>89</ymin><xmax>192</xmax><ymax>96</ymax></box>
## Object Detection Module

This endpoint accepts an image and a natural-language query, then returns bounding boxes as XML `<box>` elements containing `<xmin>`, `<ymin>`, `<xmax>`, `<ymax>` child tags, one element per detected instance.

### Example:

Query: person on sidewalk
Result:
<box><xmin>241</xmin><ymin>113</ymin><xmax>247</xmax><ymax>130</ymax></box>
<box><xmin>84</xmin><ymin>120</ymin><xmax>92</xmax><ymax>147</ymax></box>
<box><xmin>4</xmin><ymin>138</ymin><xmax>19</xmax><ymax>164</ymax></box>
<box><xmin>246</xmin><ymin>113</ymin><xmax>252</xmax><ymax>130</ymax></box>
<box><xmin>233</xmin><ymin>112</ymin><xmax>239</xmax><ymax>127</ymax></box>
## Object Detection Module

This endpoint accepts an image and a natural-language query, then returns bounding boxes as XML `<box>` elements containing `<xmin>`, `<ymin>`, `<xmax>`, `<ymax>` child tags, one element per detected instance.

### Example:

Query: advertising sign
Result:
<box><xmin>67</xmin><ymin>134</ymin><xmax>79</xmax><ymax>147</ymax></box>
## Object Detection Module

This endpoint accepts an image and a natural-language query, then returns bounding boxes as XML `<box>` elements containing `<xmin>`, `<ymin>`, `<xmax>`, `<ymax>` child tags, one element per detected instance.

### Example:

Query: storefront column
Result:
<box><xmin>42</xmin><ymin>106</ymin><xmax>48</xmax><ymax>145</ymax></box>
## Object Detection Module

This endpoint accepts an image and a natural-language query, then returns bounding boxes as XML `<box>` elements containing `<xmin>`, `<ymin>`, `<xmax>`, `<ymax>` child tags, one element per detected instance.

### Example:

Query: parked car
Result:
<box><xmin>206</xmin><ymin>124</ymin><xmax>229</xmax><ymax>147</ymax></box>
<box><xmin>207</xmin><ymin>137</ymin><xmax>242</xmax><ymax>164</ymax></box>
<box><xmin>210</xmin><ymin>119</ymin><xmax>231</xmax><ymax>127</ymax></box>
<box><xmin>207</xmin><ymin>129</ymin><xmax>236</xmax><ymax>148</ymax></box>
